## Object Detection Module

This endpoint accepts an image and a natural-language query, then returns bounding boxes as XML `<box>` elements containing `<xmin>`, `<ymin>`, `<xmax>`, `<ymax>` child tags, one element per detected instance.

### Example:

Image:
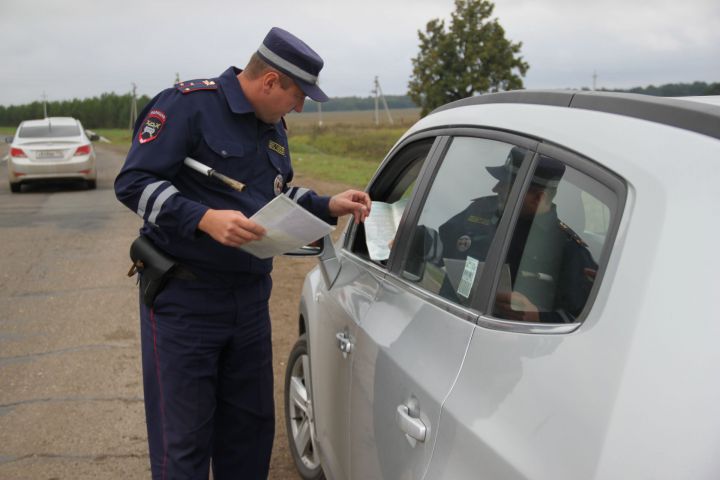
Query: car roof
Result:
<box><xmin>20</xmin><ymin>117</ymin><xmax>79</xmax><ymax>127</ymax></box>
<box><xmin>430</xmin><ymin>90</ymin><xmax>720</xmax><ymax>141</ymax></box>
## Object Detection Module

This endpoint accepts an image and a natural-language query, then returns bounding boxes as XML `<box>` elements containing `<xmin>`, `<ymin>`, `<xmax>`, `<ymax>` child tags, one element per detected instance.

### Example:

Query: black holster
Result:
<box><xmin>128</xmin><ymin>236</ymin><xmax>180</xmax><ymax>307</ymax></box>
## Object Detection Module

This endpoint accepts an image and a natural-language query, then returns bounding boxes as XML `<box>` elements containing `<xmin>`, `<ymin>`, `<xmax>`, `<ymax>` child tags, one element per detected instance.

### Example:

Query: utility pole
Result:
<box><xmin>592</xmin><ymin>71</ymin><xmax>598</xmax><ymax>91</ymax></box>
<box><xmin>372</xmin><ymin>76</ymin><xmax>393</xmax><ymax>126</ymax></box>
<box><xmin>41</xmin><ymin>92</ymin><xmax>48</xmax><ymax>118</ymax></box>
<box><xmin>129</xmin><ymin>83</ymin><xmax>138</xmax><ymax>130</ymax></box>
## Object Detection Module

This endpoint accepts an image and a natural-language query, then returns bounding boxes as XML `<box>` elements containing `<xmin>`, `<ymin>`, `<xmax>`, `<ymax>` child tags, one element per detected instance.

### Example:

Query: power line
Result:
<box><xmin>129</xmin><ymin>83</ymin><xmax>138</xmax><ymax>130</ymax></box>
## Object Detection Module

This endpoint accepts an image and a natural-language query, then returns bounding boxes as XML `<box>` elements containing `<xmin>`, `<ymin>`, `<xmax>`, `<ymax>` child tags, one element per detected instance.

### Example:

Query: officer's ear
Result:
<box><xmin>261</xmin><ymin>71</ymin><xmax>282</xmax><ymax>93</ymax></box>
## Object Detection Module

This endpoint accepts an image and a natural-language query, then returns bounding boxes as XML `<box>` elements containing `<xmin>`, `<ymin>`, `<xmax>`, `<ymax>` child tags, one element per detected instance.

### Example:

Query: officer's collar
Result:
<box><xmin>219</xmin><ymin>66</ymin><xmax>255</xmax><ymax>115</ymax></box>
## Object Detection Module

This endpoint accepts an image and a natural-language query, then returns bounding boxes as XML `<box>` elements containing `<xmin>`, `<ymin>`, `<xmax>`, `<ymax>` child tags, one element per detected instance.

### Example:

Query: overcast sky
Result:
<box><xmin>1</xmin><ymin>0</ymin><xmax>718</xmax><ymax>106</ymax></box>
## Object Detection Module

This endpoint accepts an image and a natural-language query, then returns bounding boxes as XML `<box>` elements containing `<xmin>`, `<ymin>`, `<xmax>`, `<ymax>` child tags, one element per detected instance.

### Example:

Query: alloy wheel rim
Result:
<box><xmin>288</xmin><ymin>352</ymin><xmax>320</xmax><ymax>470</ymax></box>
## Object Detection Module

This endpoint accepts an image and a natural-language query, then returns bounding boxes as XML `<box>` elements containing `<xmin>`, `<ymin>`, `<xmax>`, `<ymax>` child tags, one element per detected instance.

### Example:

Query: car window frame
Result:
<box><xmin>341</xmin><ymin>126</ymin><xmax>627</xmax><ymax>333</ymax></box>
<box><xmin>472</xmin><ymin>142</ymin><xmax>627</xmax><ymax>334</ymax></box>
<box><xmin>341</xmin><ymin>132</ymin><xmax>445</xmax><ymax>269</ymax></box>
<box><xmin>385</xmin><ymin>128</ymin><xmax>540</xmax><ymax>322</ymax></box>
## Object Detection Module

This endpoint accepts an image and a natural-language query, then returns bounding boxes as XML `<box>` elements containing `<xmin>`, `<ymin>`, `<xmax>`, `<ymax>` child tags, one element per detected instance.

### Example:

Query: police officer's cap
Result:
<box><xmin>257</xmin><ymin>27</ymin><xmax>329</xmax><ymax>102</ymax></box>
<box><xmin>487</xmin><ymin>148</ymin><xmax>565</xmax><ymax>188</ymax></box>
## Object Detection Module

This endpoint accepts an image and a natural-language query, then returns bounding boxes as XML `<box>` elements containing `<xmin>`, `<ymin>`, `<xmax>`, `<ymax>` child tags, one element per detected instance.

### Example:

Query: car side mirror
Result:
<box><xmin>318</xmin><ymin>234</ymin><xmax>341</xmax><ymax>288</ymax></box>
<box><xmin>283</xmin><ymin>237</ymin><xmax>325</xmax><ymax>257</ymax></box>
<box><xmin>86</xmin><ymin>131</ymin><xmax>100</xmax><ymax>142</ymax></box>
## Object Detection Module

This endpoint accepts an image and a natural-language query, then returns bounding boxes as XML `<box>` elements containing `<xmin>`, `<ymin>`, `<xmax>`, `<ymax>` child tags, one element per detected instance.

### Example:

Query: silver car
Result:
<box><xmin>284</xmin><ymin>91</ymin><xmax>720</xmax><ymax>480</ymax></box>
<box><xmin>6</xmin><ymin>116</ymin><xmax>98</xmax><ymax>192</ymax></box>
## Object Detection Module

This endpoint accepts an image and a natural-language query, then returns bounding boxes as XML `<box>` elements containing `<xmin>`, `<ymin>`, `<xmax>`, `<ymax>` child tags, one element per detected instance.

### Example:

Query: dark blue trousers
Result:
<box><xmin>139</xmin><ymin>273</ymin><xmax>275</xmax><ymax>480</ymax></box>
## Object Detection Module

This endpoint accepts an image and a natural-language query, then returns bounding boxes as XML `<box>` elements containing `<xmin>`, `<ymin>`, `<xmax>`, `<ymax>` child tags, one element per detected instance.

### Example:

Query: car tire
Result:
<box><xmin>9</xmin><ymin>183</ymin><xmax>20</xmax><ymax>193</ymax></box>
<box><xmin>86</xmin><ymin>180</ymin><xmax>97</xmax><ymax>190</ymax></box>
<box><xmin>284</xmin><ymin>334</ymin><xmax>325</xmax><ymax>480</ymax></box>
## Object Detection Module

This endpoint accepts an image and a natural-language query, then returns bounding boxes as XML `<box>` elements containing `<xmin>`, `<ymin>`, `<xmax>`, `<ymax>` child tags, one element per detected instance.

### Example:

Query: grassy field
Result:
<box><xmin>3</xmin><ymin>108</ymin><xmax>421</xmax><ymax>188</ymax></box>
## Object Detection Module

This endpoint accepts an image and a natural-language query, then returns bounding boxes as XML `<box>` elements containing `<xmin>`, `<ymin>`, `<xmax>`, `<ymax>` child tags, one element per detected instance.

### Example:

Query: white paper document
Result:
<box><xmin>239</xmin><ymin>194</ymin><xmax>335</xmax><ymax>259</ymax></box>
<box><xmin>364</xmin><ymin>198</ymin><xmax>409</xmax><ymax>261</ymax></box>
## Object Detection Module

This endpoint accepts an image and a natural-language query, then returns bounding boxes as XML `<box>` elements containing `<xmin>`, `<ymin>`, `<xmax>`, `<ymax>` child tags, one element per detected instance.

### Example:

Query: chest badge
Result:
<box><xmin>138</xmin><ymin>109</ymin><xmax>166</xmax><ymax>144</ymax></box>
<box><xmin>456</xmin><ymin>235</ymin><xmax>472</xmax><ymax>252</ymax></box>
<box><xmin>268</xmin><ymin>140</ymin><xmax>286</xmax><ymax>156</ymax></box>
<box><xmin>273</xmin><ymin>174</ymin><xmax>284</xmax><ymax>196</ymax></box>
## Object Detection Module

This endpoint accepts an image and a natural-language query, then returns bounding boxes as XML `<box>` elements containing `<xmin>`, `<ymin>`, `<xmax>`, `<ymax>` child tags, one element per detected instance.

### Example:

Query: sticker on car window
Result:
<box><xmin>457</xmin><ymin>256</ymin><xmax>480</xmax><ymax>298</ymax></box>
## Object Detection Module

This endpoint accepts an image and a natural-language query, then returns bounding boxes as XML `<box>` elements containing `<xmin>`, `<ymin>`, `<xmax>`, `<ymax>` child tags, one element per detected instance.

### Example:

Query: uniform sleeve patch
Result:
<box><xmin>175</xmin><ymin>79</ymin><xmax>218</xmax><ymax>94</ymax></box>
<box><xmin>138</xmin><ymin>110</ymin><xmax>166</xmax><ymax>144</ymax></box>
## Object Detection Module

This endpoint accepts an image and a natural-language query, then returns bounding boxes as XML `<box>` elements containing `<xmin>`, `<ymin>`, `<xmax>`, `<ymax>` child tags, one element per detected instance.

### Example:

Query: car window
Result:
<box><xmin>401</xmin><ymin>137</ymin><xmax>528</xmax><ymax>307</ymax></box>
<box><xmin>491</xmin><ymin>154</ymin><xmax>618</xmax><ymax>323</ymax></box>
<box><xmin>18</xmin><ymin>124</ymin><xmax>80</xmax><ymax>138</ymax></box>
<box><xmin>348</xmin><ymin>139</ymin><xmax>433</xmax><ymax>265</ymax></box>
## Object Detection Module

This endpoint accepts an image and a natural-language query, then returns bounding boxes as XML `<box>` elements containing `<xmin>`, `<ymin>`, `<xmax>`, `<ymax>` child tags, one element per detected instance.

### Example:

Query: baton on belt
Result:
<box><xmin>183</xmin><ymin>157</ymin><xmax>246</xmax><ymax>192</ymax></box>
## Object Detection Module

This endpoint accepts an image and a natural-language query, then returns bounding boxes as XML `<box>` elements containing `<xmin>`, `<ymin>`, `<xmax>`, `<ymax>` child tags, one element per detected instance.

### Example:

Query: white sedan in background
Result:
<box><xmin>5</xmin><ymin>116</ymin><xmax>98</xmax><ymax>192</ymax></box>
<box><xmin>284</xmin><ymin>90</ymin><xmax>720</xmax><ymax>480</ymax></box>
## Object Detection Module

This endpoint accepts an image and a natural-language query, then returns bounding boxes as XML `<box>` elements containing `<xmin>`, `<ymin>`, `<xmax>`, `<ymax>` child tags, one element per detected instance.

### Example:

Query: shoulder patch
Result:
<box><xmin>138</xmin><ymin>109</ymin><xmax>166</xmax><ymax>144</ymax></box>
<box><xmin>175</xmin><ymin>79</ymin><xmax>218</xmax><ymax>94</ymax></box>
<box><xmin>558</xmin><ymin>220</ymin><xmax>589</xmax><ymax>248</ymax></box>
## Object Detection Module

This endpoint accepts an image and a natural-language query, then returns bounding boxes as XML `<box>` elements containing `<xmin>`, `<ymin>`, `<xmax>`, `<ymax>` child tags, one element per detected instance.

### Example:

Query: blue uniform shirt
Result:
<box><xmin>115</xmin><ymin>66</ymin><xmax>334</xmax><ymax>276</ymax></box>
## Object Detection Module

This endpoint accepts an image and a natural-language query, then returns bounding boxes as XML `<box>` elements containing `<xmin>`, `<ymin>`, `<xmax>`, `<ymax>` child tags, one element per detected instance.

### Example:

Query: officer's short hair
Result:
<box><xmin>244</xmin><ymin>53</ymin><xmax>294</xmax><ymax>90</ymax></box>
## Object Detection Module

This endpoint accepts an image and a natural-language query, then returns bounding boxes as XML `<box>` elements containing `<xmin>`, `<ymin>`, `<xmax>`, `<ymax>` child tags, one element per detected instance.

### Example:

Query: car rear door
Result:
<box><xmin>423</xmin><ymin>145</ymin><xmax>626</xmax><ymax>479</ymax></box>
<box><xmin>346</xmin><ymin>133</ymin><xmax>539</xmax><ymax>479</ymax></box>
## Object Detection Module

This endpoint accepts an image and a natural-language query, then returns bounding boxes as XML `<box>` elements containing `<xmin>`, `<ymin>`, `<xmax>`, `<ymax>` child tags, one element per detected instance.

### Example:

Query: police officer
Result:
<box><xmin>115</xmin><ymin>27</ymin><xmax>371</xmax><ymax>479</ymax></box>
<box><xmin>437</xmin><ymin>149</ymin><xmax>597</xmax><ymax>322</ymax></box>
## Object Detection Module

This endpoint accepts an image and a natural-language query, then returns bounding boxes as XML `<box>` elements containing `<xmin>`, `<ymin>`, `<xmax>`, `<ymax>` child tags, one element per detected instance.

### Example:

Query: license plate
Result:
<box><xmin>36</xmin><ymin>150</ymin><xmax>64</xmax><ymax>159</ymax></box>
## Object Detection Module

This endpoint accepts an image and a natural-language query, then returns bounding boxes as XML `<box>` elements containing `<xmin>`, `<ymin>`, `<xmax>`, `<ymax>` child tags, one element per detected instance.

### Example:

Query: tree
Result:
<box><xmin>408</xmin><ymin>0</ymin><xmax>529</xmax><ymax>116</ymax></box>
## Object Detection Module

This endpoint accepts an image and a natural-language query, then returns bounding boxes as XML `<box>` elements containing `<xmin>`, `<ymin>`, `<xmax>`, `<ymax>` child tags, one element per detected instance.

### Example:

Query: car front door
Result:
<box><xmin>346</xmin><ymin>134</ymin><xmax>537</xmax><ymax>479</ymax></box>
<box><xmin>310</xmin><ymin>137</ymin><xmax>436</xmax><ymax>480</ymax></box>
<box><xmin>309</xmin><ymin>254</ymin><xmax>383</xmax><ymax>480</ymax></box>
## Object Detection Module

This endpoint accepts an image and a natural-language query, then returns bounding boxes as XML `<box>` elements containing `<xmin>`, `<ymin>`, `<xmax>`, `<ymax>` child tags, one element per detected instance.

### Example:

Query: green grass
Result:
<box><xmin>290</xmin><ymin>151</ymin><xmax>379</xmax><ymax>188</ymax></box>
<box><xmin>288</xmin><ymin>125</ymin><xmax>407</xmax><ymax>187</ymax></box>
<box><xmin>93</xmin><ymin>128</ymin><xmax>134</xmax><ymax>145</ymax></box>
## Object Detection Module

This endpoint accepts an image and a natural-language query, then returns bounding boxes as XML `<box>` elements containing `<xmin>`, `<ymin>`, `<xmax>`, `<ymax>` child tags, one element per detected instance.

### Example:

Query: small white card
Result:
<box><xmin>457</xmin><ymin>256</ymin><xmax>480</xmax><ymax>298</ymax></box>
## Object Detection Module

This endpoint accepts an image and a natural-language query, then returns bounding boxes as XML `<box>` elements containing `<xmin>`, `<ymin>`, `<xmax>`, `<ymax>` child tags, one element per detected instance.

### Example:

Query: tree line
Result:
<box><xmin>606</xmin><ymin>81</ymin><xmax>720</xmax><ymax>97</ymax></box>
<box><xmin>0</xmin><ymin>92</ymin><xmax>152</xmax><ymax>129</ymax></box>
<box><xmin>0</xmin><ymin>83</ymin><xmax>717</xmax><ymax>128</ymax></box>
<box><xmin>302</xmin><ymin>95</ymin><xmax>417</xmax><ymax>113</ymax></box>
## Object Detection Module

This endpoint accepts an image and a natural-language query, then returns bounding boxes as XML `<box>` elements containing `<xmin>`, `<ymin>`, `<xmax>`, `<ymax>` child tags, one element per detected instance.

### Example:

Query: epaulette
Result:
<box><xmin>558</xmin><ymin>220</ymin><xmax>588</xmax><ymax>248</ymax></box>
<box><xmin>175</xmin><ymin>79</ymin><xmax>218</xmax><ymax>94</ymax></box>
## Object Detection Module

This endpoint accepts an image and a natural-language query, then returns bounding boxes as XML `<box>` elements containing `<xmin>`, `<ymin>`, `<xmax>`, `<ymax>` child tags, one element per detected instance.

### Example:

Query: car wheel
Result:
<box><xmin>284</xmin><ymin>334</ymin><xmax>325</xmax><ymax>480</ymax></box>
<box><xmin>9</xmin><ymin>182</ymin><xmax>20</xmax><ymax>193</ymax></box>
<box><xmin>86</xmin><ymin>180</ymin><xmax>97</xmax><ymax>190</ymax></box>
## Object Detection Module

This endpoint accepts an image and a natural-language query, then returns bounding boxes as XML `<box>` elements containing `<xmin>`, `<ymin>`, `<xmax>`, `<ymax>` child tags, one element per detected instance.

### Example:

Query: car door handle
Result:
<box><xmin>336</xmin><ymin>331</ymin><xmax>353</xmax><ymax>358</ymax></box>
<box><xmin>396</xmin><ymin>404</ymin><xmax>427</xmax><ymax>446</ymax></box>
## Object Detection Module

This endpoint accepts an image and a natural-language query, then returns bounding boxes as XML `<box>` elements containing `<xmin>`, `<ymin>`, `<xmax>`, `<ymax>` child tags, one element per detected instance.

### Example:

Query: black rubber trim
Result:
<box><xmin>430</xmin><ymin>90</ymin><xmax>720</xmax><ymax>141</ymax></box>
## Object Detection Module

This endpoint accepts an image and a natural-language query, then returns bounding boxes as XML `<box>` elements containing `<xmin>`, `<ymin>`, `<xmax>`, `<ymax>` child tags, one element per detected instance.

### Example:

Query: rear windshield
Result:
<box><xmin>18</xmin><ymin>124</ymin><xmax>81</xmax><ymax>138</ymax></box>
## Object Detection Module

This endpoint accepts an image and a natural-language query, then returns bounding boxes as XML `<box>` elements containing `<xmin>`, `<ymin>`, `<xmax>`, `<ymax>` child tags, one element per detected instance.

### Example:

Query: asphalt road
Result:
<box><xmin>0</xmin><ymin>144</ymin><xmax>324</xmax><ymax>479</ymax></box>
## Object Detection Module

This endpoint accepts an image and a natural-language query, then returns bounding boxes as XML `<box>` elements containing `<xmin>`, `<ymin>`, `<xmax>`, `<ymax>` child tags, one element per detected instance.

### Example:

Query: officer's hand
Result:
<box><xmin>198</xmin><ymin>209</ymin><xmax>266</xmax><ymax>247</ymax></box>
<box><xmin>494</xmin><ymin>291</ymin><xmax>540</xmax><ymax>322</ymax></box>
<box><xmin>329</xmin><ymin>190</ymin><xmax>372</xmax><ymax>224</ymax></box>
